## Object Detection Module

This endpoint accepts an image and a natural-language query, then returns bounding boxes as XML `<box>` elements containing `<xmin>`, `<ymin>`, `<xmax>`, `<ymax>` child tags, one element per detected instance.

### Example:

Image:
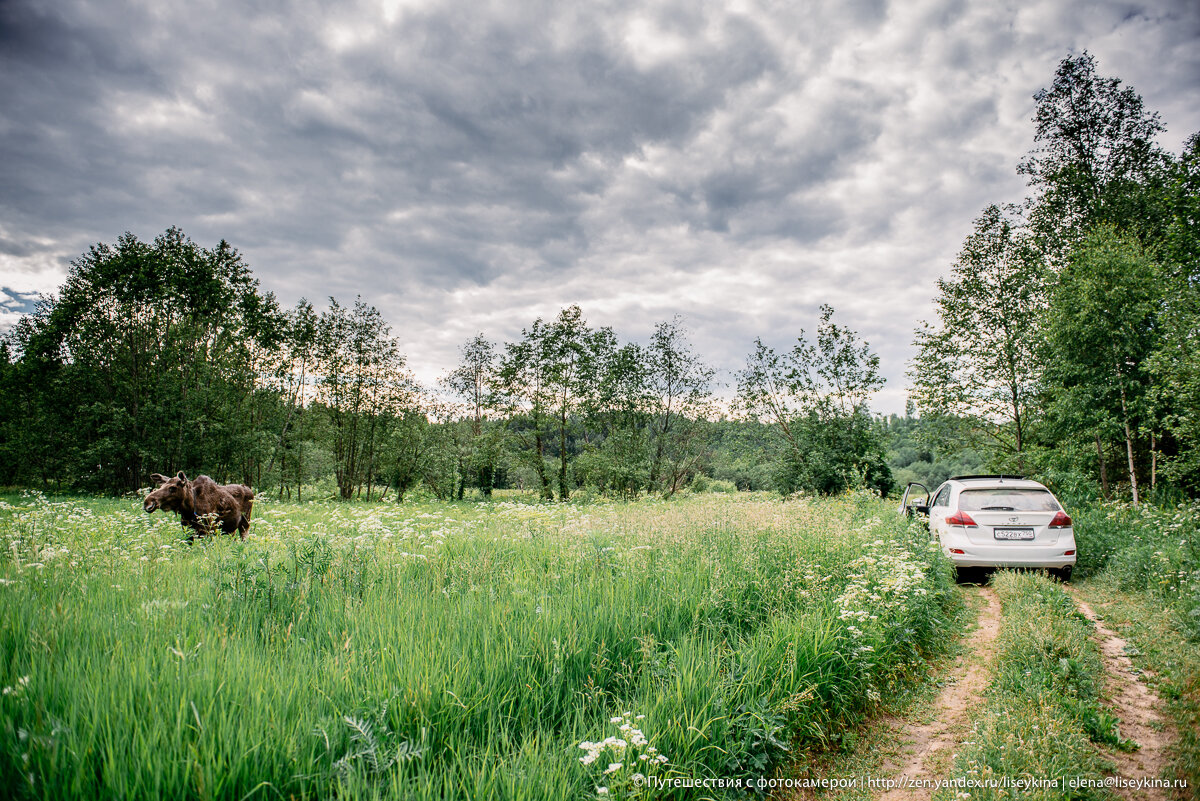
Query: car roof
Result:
<box><xmin>948</xmin><ymin>474</ymin><xmax>1025</xmax><ymax>481</ymax></box>
<box><xmin>947</xmin><ymin>476</ymin><xmax>1050</xmax><ymax>491</ymax></box>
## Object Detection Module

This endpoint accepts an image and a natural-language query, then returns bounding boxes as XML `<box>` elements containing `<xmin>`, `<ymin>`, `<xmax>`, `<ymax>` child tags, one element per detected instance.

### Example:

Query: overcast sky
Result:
<box><xmin>1</xmin><ymin>0</ymin><xmax>1197</xmax><ymax>413</ymax></box>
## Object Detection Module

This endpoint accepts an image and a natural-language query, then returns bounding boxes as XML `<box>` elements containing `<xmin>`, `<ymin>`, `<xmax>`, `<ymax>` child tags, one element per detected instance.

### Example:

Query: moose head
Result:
<box><xmin>144</xmin><ymin>471</ymin><xmax>194</xmax><ymax>515</ymax></box>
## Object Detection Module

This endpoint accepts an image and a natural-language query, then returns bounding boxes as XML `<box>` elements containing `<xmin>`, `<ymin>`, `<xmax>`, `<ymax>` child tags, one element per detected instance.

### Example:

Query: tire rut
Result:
<box><xmin>1070</xmin><ymin>591</ymin><xmax>1176</xmax><ymax>801</ymax></box>
<box><xmin>876</xmin><ymin>585</ymin><xmax>1000</xmax><ymax>801</ymax></box>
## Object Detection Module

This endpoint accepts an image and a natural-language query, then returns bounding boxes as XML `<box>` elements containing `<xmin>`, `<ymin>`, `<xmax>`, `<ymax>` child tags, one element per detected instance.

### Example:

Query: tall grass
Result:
<box><xmin>0</xmin><ymin>491</ymin><xmax>955</xmax><ymax>799</ymax></box>
<box><xmin>1071</xmin><ymin>499</ymin><xmax>1200</xmax><ymax>639</ymax></box>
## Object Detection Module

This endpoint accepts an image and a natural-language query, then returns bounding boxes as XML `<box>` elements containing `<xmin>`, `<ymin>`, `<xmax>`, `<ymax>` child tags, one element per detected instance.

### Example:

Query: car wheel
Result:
<box><xmin>1052</xmin><ymin>566</ymin><xmax>1072</xmax><ymax>582</ymax></box>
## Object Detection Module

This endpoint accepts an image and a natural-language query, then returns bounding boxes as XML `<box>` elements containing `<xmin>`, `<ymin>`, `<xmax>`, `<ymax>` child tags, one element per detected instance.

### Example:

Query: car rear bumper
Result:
<box><xmin>945</xmin><ymin>544</ymin><xmax>1076</xmax><ymax>569</ymax></box>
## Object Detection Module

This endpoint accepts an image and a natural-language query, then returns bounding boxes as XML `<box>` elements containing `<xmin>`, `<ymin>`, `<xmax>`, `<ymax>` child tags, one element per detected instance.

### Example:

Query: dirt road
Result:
<box><xmin>877</xmin><ymin>585</ymin><xmax>1000</xmax><ymax>801</ymax></box>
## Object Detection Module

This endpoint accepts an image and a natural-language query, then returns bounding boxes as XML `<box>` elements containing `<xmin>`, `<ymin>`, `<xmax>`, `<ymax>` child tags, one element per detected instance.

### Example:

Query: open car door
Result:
<box><xmin>898</xmin><ymin>482</ymin><xmax>930</xmax><ymax>521</ymax></box>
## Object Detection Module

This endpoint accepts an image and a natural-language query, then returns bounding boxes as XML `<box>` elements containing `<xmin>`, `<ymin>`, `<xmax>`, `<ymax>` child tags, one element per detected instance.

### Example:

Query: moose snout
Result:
<box><xmin>144</xmin><ymin>500</ymin><xmax>158</xmax><ymax>512</ymax></box>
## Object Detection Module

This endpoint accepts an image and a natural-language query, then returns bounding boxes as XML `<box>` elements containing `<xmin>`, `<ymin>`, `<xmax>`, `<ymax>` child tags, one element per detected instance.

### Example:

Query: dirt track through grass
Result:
<box><xmin>1071</xmin><ymin>591</ymin><xmax>1177</xmax><ymax>801</ymax></box>
<box><xmin>877</xmin><ymin>585</ymin><xmax>1000</xmax><ymax>801</ymax></box>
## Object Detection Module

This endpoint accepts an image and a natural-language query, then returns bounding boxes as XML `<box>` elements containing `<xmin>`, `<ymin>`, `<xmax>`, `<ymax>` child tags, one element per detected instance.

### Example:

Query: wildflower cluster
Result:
<box><xmin>831</xmin><ymin>532</ymin><xmax>946</xmax><ymax>706</ymax></box>
<box><xmin>2</xmin><ymin>674</ymin><xmax>30</xmax><ymax>697</ymax></box>
<box><xmin>578</xmin><ymin>712</ymin><xmax>669</xmax><ymax>799</ymax></box>
<box><xmin>835</xmin><ymin>537</ymin><xmax>935</xmax><ymax>629</ymax></box>
<box><xmin>1091</xmin><ymin>499</ymin><xmax>1200</xmax><ymax>636</ymax></box>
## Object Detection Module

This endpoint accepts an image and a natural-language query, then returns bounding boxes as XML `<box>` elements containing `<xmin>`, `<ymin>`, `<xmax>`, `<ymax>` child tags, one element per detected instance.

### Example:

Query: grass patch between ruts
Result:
<box><xmin>938</xmin><ymin>572</ymin><xmax>1116</xmax><ymax>801</ymax></box>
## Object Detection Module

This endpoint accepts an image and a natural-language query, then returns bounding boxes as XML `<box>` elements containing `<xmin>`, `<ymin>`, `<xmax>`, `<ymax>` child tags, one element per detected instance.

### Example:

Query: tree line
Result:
<box><xmin>0</xmin><ymin>229</ymin><xmax>889</xmax><ymax>500</ymax></box>
<box><xmin>909</xmin><ymin>52</ymin><xmax>1199</xmax><ymax>501</ymax></box>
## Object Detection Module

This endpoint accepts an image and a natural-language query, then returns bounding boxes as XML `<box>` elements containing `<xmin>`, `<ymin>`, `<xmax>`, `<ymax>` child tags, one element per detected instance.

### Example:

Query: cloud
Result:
<box><xmin>1</xmin><ymin>0</ymin><xmax>1198</xmax><ymax>412</ymax></box>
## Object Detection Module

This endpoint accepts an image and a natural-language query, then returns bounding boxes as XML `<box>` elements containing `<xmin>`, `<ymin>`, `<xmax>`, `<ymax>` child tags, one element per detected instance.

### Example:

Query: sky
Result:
<box><xmin>1</xmin><ymin>0</ymin><xmax>1198</xmax><ymax>414</ymax></box>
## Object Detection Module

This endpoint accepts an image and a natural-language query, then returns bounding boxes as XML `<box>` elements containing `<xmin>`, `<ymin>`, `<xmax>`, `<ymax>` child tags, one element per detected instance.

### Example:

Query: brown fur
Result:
<box><xmin>145</xmin><ymin>472</ymin><xmax>255</xmax><ymax>540</ymax></box>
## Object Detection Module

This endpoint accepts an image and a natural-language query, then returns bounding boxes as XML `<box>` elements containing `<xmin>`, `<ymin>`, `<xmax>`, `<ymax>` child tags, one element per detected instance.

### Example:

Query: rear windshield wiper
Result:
<box><xmin>981</xmin><ymin>506</ymin><xmax>1015</xmax><ymax>511</ymax></box>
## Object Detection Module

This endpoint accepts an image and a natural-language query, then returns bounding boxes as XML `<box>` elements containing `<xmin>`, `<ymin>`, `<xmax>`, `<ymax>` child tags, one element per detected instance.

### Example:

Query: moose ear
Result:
<box><xmin>177</xmin><ymin>471</ymin><xmax>188</xmax><ymax>481</ymax></box>
<box><xmin>150</xmin><ymin>473</ymin><xmax>169</xmax><ymax>484</ymax></box>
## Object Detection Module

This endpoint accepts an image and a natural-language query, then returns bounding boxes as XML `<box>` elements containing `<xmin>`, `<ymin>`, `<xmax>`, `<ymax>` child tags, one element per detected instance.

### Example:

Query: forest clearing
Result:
<box><xmin>1</xmin><ymin>490</ymin><xmax>1197</xmax><ymax>800</ymax></box>
<box><xmin>1</xmin><ymin>9</ymin><xmax>1198</xmax><ymax>801</ymax></box>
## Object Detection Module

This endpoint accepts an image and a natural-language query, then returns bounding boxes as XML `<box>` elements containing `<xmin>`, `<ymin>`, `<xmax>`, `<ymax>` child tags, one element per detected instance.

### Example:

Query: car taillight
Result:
<box><xmin>946</xmin><ymin>511</ymin><xmax>977</xmax><ymax>527</ymax></box>
<box><xmin>1048</xmin><ymin>511</ymin><xmax>1072</xmax><ymax>528</ymax></box>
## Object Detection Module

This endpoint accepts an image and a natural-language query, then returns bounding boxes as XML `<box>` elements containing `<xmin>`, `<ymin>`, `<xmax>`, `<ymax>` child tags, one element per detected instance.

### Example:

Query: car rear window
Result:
<box><xmin>958</xmin><ymin>489</ymin><xmax>1061</xmax><ymax>512</ymax></box>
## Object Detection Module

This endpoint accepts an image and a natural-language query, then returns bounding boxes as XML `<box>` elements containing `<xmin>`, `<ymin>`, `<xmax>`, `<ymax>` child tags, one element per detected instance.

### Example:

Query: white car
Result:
<box><xmin>899</xmin><ymin>475</ymin><xmax>1077</xmax><ymax>579</ymax></box>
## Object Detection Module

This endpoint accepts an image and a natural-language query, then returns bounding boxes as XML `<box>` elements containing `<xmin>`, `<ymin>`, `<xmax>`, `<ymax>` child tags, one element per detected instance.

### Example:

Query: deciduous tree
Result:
<box><xmin>1020</xmin><ymin>51</ymin><xmax>1168</xmax><ymax>260</ymax></box>
<box><xmin>910</xmin><ymin>205</ymin><xmax>1046</xmax><ymax>470</ymax></box>
<box><xmin>737</xmin><ymin>306</ymin><xmax>890</xmax><ymax>496</ymax></box>
<box><xmin>1043</xmin><ymin>227</ymin><xmax>1163</xmax><ymax>505</ymax></box>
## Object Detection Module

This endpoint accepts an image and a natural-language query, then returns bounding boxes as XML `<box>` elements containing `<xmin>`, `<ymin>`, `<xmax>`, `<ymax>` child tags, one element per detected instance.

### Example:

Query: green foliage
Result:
<box><xmin>1042</xmin><ymin>227</ymin><xmax>1162</xmax><ymax>503</ymax></box>
<box><xmin>3</xmin><ymin>242</ymin><xmax>725</xmax><ymax>503</ymax></box>
<box><xmin>882</xmin><ymin>412</ymin><xmax>986</xmax><ymax>495</ymax></box>
<box><xmin>909</xmin><ymin>52</ymin><xmax>1200</xmax><ymax>501</ymax></box>
<box><xmin>1099</xmin><ymin>502</ymin><xmax>1200</xmax><ymax>640</ymax></box>
<box><xmin>910</xmin><ymin>204</ymin><xmax>1046</xmax><ymax>469</ymax></box>
<box><xmin>688</xmin><ymin>476</ymin><xmax>736</xmax><ymax>494</ymax></box>
<box><xmin>441</xmin><ymin>334</ymin><xmax>502</xmax><ymax>497</ymax></box>
<box><xmin>736</xmin><ymin>305</ymin><xmax>891</xmax><ymax>497</ymax></box>
<box><xmin>496</xmin><ymin>316</ymin><xmax>558</xmax><ymax>500</ymax></box>
<box><xmin>494</xmin><ymin>309</ymin><xmax>715</xmax><ymax>502</ymax></box>
<box><xmin>644</xmin><ymin>317</ymin><xmax>715</xmax><ymax>498</ymax></box>
<box><xmin>5</xmin><ymin>228</ymin><xmax>284</xmax><ymax>491</ymax></box>
<box><xmin>770</xmin><ymin>410</ymin><xmax>891</xmax><ymax>498</ymax></box>
<box><xmin>314</xmin><ymin>298</ymin><xmax>419</xmax><ymax>500</ymax></box>
<box><xmin>1019</xmin><ymin>51</ymin><xmax>1168</xmax><ymax>260</ymax></box>
<box><xmin>706</xmin><ymin>420</ymin><xmax>777</xmax><ymax>491</ymax></box>
<box><xmin>1146</xmin><ymin>134</ymin><xmax>1200</xmax><ymax>491</ymax></box>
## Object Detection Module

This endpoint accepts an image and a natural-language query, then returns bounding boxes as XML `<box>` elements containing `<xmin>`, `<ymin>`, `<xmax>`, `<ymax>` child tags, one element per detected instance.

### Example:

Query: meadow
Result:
<box><xmin>0</xmin><ymin>490</ymin><xmax>956</xmax><ymax>800</ymax></box>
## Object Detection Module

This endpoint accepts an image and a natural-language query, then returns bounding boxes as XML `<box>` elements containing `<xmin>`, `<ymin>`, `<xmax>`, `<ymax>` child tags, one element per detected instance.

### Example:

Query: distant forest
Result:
<box><xmin>1</xmin><ymin>53</ymin><xmax>1197</xmax><ymax>502</ymax></box>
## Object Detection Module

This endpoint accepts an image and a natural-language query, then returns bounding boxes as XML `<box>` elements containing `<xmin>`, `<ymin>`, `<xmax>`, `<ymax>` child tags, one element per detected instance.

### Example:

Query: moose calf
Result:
<box><xmin>144</xmin><ymin>472</ymin><xmax>255</xmax><ymax>540</ymax></box>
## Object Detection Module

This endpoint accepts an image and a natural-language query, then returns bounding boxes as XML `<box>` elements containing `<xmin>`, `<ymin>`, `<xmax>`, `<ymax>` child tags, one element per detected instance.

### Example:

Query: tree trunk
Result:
<box><xmin>649</xmin><ymin>436</ymin><xmax>665</xmax><ymax>493</ymax></box>
<box><xmin>558</xmin><ymin>407</ymin><xmax>569</xmax><ymax>501</ymax></box>
<box><xmin>1011</xmin><ymin>384</ymin><xmax>1023</xmax><ymax>453</ymax></box>
<box><xmin>1118</xmin><ymin>381</ymin><xmax>1139</xmax><ymax>507</ymax></box>
<box><xmin>1095</xmin><ymin>432</ymin><xmax>1109</xmax><ymax>499</ymax></box>
<box><xmin>1150</xmin><ymin>430</ymin><xmax>1157</xmax><ymax>490</ymax></box>
<box><xmin>534</xmin><ymin>431</ymin><xmax>552</xmax><ymax>500</ymax></box>
<box><xmin>267</xmin><ymin>363</ymin><xmax>305</xmax><ymax>477</ymax></box>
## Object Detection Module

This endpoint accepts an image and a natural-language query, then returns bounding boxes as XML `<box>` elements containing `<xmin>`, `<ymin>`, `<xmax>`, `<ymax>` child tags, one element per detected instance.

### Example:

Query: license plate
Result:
<box><xmin>994</xmin><ymin>528</ymin><xmax>1035</xmax><ymax>541</ymax></box>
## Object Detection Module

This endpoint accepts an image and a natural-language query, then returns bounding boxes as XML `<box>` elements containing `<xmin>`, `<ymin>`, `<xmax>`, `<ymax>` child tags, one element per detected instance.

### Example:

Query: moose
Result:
<box><xmin>144</xmin><ymin>472</ymin><xmax>255</xmax><ymax>540</ymax></box>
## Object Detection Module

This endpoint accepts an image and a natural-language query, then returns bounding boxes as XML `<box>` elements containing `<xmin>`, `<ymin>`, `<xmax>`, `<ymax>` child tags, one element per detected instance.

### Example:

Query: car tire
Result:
<box><xmin>1052</xmin><ymin>566</ymin><xmax>1072</xmax><ymax>582</ymax></box>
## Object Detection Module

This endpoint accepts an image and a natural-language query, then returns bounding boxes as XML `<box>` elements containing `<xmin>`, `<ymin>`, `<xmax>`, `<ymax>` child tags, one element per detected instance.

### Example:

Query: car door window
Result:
<box><xmin>932</xmin><ymin>486</ymin><xmax>951</xmax><ymax>507</ymax></box>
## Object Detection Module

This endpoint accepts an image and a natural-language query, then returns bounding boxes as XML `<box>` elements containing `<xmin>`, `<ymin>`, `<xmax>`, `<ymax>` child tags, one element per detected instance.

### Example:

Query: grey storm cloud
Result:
<box><xmin>2</xmin><ymin>0</ymin><xmax>1199</xmax><ymax>412</ymax></box>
